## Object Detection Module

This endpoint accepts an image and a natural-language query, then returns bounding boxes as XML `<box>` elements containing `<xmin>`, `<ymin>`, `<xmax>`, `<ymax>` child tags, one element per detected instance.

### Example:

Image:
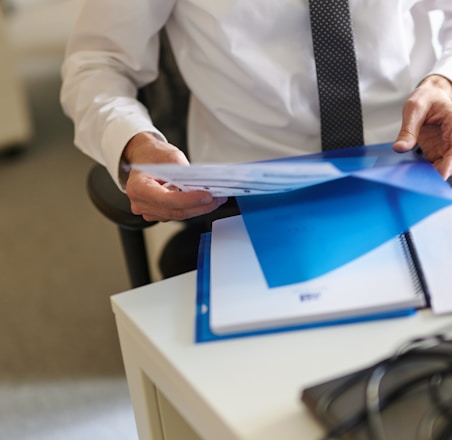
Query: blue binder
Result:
<box><xmin>195</xmin><ymin>232</ymin><xmax>418</xmax><ymax>343</ymax></box>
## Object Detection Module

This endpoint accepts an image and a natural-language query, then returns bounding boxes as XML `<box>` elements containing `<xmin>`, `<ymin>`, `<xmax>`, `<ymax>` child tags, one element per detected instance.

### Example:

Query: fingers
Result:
<box><xmin>141</xmin><ymin>190</ymin><xmax>228</xmax><ymax>222</ymax></box>
<box><xmin>392</xmin><ymin>80</ymin><xmax>452</xmax><ymax>178</ymax></box>
<box><xmin>141</xmin><ymin>197</ymin><xmax>228</xmax><ymax>222</ymax></box>
<box><xmin>126</xmin><ymin>171</ymin><xmax>228</xmax><ymax>222</ymax></box>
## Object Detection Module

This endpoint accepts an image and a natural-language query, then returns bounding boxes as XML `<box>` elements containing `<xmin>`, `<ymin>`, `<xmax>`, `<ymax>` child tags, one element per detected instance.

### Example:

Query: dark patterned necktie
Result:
<box><xmin>308</xmin><ymin>0</ymin><xmax>364</xmax><ymax>151</ymax></box>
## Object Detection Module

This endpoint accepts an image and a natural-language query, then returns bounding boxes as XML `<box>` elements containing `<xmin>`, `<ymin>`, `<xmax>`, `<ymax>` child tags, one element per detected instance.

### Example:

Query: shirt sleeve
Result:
<box><xmin>60</xmin><ymin>0</ymin><xmax>176</xmax><ymax>188</ymax></box>
<box><xmin>428</xmin><ymin>3</ymin><xmax>452</xmax><ymax>81</ymax></box>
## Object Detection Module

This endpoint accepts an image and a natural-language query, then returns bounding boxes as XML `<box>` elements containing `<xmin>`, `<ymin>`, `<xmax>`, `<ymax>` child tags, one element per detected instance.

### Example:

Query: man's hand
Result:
<box><xmin>393</xmin><ymin>74</ymin><xmax>452</xmax><ymax>179</ymax></box>
<box><xmin>122</xmin><ymin>132</ymin><xmax>227</xmax><ymax>222</ymax></box>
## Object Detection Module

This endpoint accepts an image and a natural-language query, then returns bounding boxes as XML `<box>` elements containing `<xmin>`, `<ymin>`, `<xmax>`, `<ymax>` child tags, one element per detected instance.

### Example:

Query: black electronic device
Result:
<box><xmin>301</xmin><ymin>336</ymin><xmax>452</xmax><ymax>440</ymax></box>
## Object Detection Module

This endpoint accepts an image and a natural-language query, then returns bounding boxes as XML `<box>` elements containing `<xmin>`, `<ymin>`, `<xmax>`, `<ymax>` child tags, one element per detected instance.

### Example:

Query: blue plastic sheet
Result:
<box><xmin>237</xmin><ymin>144</ymin><xmax>452</xmax><ymax>287</ymax></box>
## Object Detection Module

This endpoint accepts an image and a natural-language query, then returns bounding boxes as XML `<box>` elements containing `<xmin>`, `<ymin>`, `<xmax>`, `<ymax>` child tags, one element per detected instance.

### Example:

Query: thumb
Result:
<box><xmin>393</xmin><ymin>125</ymin><xmax>419</xmax><ymax>153</ymax></box>
<box><xmin>393</xmin><ymin>104</ymin><xmax>423</xmax><ymax>153</ymax></box>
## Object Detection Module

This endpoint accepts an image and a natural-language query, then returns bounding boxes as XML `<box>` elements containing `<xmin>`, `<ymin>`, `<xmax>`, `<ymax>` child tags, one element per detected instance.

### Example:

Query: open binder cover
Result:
<box><xmin>195</xmin><ymin>214</ymin><xmax>429</xmax><ymax>343</ymax></box>
<box><xmin>237</xmin><ymin>144</ymin><xmax>452</xmax><ymax>287</ymax></box>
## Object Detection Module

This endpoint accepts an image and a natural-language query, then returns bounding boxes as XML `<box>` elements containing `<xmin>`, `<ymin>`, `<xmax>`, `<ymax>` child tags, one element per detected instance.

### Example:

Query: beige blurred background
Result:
<box><xmin>0</xmin><ymin>1</ymin><xmax>144</xmax><ymax>438</ymax></box>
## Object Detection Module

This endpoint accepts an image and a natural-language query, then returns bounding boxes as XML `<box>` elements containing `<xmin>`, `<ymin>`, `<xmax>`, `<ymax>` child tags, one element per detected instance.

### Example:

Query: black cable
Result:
<box><xmin>317</xmin><ymin>346</ymin><xmax>452</xmax><ymax>439</ymax></box>
<box><xmin>321</xmin><ymin>366</ymin><xmax>452</xmax><ymax>439</ymax></box>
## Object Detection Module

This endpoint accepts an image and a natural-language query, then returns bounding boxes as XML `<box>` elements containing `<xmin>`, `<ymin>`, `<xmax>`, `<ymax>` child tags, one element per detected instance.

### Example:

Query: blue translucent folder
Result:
<box><xmin>237</xmin><ymin>144</ymin><xmax>452</xmax><ymax>287</ymax></box>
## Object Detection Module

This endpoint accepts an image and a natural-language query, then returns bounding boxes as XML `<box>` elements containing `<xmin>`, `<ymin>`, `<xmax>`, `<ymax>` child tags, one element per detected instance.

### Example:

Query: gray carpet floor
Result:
<box><xmin>0</xmin><ymin>60</ymin><xmax>138</xmax><ymax>439</ymax></box>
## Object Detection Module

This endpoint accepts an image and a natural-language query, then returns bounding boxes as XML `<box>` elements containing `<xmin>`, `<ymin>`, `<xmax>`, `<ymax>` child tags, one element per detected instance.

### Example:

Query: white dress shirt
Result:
<box><xmin>60</xmin><ymin>0</ymin><xmax>452</xmax><ymax>188</ymax></box>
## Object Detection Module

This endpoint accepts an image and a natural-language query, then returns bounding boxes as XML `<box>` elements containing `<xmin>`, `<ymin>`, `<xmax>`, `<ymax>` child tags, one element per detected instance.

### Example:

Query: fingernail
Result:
<box><xmin>200</xmin><ymin>196</ymin><xmax>213</xmax><ymax>204</ymax></box>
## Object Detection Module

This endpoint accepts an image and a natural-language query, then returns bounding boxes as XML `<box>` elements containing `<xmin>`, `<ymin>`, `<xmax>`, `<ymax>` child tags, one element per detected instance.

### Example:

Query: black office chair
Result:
<box><xmin>87</xmin><ymin>30</ymin><xmax>190</xmax><ymax>288</ymax></box>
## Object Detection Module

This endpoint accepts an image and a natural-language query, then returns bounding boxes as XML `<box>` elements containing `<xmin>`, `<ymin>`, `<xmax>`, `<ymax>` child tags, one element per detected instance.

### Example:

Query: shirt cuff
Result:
<box><xmin>426</xmin><ymin>57</ymin><xmax>452</xmax><ymax>84</ymax></box>
<box><xmin>100</xmin><ymin>115</ymin><xmax>167</xmax><ymax>191</ymax></box>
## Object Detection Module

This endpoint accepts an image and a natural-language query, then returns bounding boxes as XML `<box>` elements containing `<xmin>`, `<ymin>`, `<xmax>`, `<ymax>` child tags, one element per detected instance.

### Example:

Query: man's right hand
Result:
<box><xmin>122</xmin><ymin>132</ymin><xmax>227</xmax><ymax>222</ymax></box>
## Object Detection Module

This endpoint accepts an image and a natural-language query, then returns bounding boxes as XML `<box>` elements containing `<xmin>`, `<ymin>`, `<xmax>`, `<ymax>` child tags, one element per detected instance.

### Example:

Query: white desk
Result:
<box><xmin>111</xmin><ymin>271</ymin><xmax>452</xmax><ymax>440</ymax></box>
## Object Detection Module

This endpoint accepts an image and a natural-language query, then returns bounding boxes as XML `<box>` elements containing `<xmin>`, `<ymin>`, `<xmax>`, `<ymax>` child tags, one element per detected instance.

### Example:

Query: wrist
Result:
<box><xmin>119</xmin><ymin>132</ymin><xmax>157</xmax><ymax>187</ymax></box>
<box><xmin>122</xmin><ymin>132</ymin><xmax>159</xmax><ymax>164</ymax></box>
<box><xmin>419</xmin><ymin>74</ymin><xmax>452</xmax><ymax>98</ymax></box>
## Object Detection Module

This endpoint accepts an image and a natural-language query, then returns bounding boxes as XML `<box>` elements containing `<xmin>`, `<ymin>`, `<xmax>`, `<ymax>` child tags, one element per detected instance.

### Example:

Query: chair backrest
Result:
<box><xmin>138</xmin><ymin>29</ymin><xmax>190</xmax><ymax>157</ymax></box>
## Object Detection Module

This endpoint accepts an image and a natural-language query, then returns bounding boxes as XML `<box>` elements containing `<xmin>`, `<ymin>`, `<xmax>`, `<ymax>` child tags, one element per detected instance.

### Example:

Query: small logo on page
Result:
<box><xmin>299</xmin><ymin>293</ymin><xmax>320</xmax><ymax>302</ymax></box>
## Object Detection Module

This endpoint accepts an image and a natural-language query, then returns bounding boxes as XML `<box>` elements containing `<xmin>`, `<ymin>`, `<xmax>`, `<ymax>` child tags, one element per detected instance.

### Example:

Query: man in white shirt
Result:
<box><xmin>61</xmin><ymin>0</ymin><xmax>452</xmax><ymax>226</ymax></box>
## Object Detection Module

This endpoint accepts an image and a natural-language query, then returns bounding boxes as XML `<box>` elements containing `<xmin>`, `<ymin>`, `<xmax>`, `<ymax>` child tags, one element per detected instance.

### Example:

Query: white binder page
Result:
<box><xmin>209</xmin><ymin>215</ymin><xmax>426</xmax><ymax>335</ymax></box>
<box><xmin>410</xmin><ymin>205</ymin><xmax>452</xmax><ymax>315</ymax></box>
